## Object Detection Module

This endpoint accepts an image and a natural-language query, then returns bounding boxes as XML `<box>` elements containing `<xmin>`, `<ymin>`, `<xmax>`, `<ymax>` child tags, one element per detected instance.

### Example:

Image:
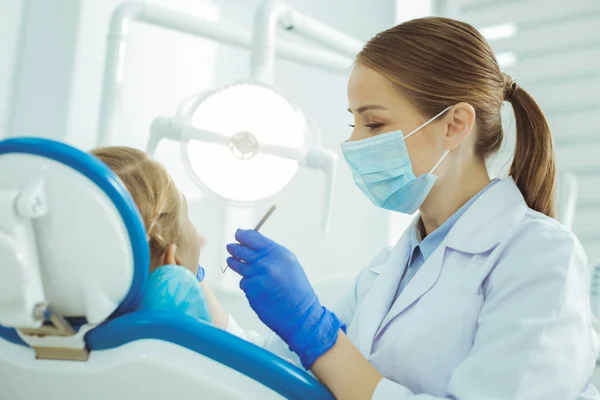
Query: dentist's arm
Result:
<box><xmin>227</xmin><ymin>229</ymin><xmax>383</xmax><ymax>400</ymax></box>
<box><xmin>311</xmin><ymin>329</ymin><xmax>382</xmax><ymax>399</ymax></box>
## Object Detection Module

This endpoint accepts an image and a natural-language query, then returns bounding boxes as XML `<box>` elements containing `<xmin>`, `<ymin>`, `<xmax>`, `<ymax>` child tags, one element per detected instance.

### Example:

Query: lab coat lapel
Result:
<box><xmin>377</xmin><ymin>240</ymin><xmax>446</xmax><ymax>332</ymax></box>
<box><xmin>356</xmin><ymin>220</ymin><xmax>415</xmax><ymax>357</ymax></box>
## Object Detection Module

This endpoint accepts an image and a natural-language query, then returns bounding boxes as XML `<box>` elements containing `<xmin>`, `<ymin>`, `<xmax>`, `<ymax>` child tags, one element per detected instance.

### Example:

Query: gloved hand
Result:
<box><xmin>226</xmin><ymin>229</ymin><xmax>345</xmax><ymax>369</ymax></box>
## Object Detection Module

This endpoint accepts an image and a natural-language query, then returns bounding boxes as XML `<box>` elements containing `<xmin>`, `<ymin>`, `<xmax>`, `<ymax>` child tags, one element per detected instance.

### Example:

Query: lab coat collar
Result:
<box><xmin>445</xmin><ymin>177</ymin><xmax>528</xmax><ymax>254</ymax></box>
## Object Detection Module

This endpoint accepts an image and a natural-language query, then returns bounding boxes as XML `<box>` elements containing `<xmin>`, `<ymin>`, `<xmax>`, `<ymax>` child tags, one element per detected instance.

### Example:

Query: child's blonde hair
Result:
<box><xmin>91</xmin><ymin>146</ymin><xmax>182</xmax><ymax>267</ymax></box>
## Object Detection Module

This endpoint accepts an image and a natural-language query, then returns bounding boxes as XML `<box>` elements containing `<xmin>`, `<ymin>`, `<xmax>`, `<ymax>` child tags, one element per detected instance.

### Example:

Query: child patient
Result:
<box><xmin>91</xmin><ymin>146</ymin><xmax>212</xmax><ymax>323</ymax></box>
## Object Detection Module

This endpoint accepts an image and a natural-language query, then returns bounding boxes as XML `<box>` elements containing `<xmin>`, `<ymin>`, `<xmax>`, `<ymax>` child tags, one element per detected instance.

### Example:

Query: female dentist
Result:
<box><xmin>207</xmin><ymin>17</ymin><xmax>600</xmax><ymax>399</ymax></box>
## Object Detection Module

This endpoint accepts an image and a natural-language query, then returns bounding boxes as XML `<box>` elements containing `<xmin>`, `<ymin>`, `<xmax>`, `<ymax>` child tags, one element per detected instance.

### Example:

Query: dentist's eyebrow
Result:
<box><xmin>347</xmin><ymin>105</ymin><xmax>389</xmax><ymax>114</ymax></box>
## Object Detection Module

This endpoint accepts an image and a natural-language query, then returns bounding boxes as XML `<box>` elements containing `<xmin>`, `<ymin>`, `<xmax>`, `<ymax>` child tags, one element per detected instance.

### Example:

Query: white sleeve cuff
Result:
<box><xmin>225</xmin><ymin>314</ymin><xmax>302</xmax><ymax>366</ymax></box>
<box><xmin>225</xmin><ymin>314</ymin><xmax>261</xmax><ymax>343</ymax></box>
<box><xmin>225</xmin><ymin>314</ymin><xmax>246</xmax><ymax>339</ymax></box>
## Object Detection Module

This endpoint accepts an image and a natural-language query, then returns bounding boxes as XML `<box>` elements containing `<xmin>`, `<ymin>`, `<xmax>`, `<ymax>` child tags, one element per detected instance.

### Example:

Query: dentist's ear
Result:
<box><xmin>444</xmin><ymin>102</ymin><xmax>476</xmax><ymax>150</ymax></box>
<box><xmin>162</xmin><ymin>244</ymin><xmax>183</xmax><ymax>266</ymax></box>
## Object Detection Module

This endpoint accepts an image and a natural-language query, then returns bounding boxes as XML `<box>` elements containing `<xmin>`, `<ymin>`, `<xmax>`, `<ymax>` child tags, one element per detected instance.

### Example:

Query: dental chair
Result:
<box><xmin>0</xmin><ymin>137</ymin><xmax>333</xmax><ymax>400</ymax></box>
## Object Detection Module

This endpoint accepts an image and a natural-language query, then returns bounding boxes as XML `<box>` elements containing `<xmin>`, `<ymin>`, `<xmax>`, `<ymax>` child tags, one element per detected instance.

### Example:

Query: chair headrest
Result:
<box><xmin>0</xmin><ymin>137</ymin><xmax>149</xmax><ymax>328</ymax></box>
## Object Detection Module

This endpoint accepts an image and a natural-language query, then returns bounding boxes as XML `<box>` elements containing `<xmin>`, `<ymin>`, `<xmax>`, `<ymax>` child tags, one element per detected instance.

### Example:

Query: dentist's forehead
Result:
<box><xmin>347</xmin><ymin>64</ymin><xmax>399</xmax><ymax>111</ymax></box>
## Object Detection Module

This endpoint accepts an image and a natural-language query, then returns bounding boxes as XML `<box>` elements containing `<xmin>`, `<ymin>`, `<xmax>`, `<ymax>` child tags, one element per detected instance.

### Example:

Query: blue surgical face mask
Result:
<box><xmin>341</xmin><ymin>106</ymin><xmax>452</xmax><ymax>214</ymax></box>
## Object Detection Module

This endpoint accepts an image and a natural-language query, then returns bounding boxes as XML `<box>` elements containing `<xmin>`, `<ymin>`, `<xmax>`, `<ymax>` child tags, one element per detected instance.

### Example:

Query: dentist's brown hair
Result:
<box><xmin>357</xmin><ymin>17</ymin><xmax>556</xmax><ymax>217</ymax></box>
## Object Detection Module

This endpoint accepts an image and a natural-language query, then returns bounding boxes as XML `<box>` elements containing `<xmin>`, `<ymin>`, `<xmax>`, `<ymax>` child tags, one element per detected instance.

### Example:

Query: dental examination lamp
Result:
<box><xmin>149</xmin><ymin>83</ymin><xmax>336</xmax><ymax>231</ymax></box>
<box><xmin>145</xmin><ymin>1</ymin><xmax>364</xmax><ymax>234</ymax></box>
<box><xmin>0</xmin><ymin>137</ymin><xmax>334</xmax><ymax>400</ymax></box>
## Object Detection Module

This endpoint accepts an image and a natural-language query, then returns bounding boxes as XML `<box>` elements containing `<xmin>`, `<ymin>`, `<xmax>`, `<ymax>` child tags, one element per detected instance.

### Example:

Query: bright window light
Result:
<box><xmin>395</xmin><ymin>0</ymin><xmax>432</xmax><ymax>23</ymax></box>
<box><xmin>496</xmin><ymin>52</ymin><xmax>517</xmax><ymax>68</ymax></box>
<box><xmin>183</xmin><ymin>83</ymin><xmax>306</xmax><ymax>202</ymax></box>
<box><xmin>480</xmin><ymin>23</ymin><xmax>517</xmax><ymax>41</ymax></box>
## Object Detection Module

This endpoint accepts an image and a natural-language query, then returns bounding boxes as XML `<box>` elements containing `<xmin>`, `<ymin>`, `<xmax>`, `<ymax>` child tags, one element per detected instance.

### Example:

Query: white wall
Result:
<box><xmin>0</xmin><ymin>0</ymin><xmax>24</xmax><ymax>139</ymax></box>
<box><xmin>5</xmin><ymin>0</ymin><xmax>82</xmax><ymax>141</ymax></box>
<box><xmin>396</xmin><ymin>0</ymin><xmax>433</xmax><ymax>23</ymax></box>
<box><xmin>3</xmin><ymin>0</ymin><xmax>396</xmax><ymax>331</ymax></box>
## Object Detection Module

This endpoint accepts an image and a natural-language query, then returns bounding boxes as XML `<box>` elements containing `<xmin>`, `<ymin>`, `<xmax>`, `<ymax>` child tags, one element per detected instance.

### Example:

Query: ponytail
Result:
<box><xmin>503</xmin><ymin>73</ymin><xmax>556</xmax><ymax>218</ymax></box>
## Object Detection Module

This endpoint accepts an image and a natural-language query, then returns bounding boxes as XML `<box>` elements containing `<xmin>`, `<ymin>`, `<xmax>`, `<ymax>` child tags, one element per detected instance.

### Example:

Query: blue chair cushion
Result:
<box><xmin>85</xmin><ymin>311</ymin><xmax>334</xmax><ymax>400</ymax></box>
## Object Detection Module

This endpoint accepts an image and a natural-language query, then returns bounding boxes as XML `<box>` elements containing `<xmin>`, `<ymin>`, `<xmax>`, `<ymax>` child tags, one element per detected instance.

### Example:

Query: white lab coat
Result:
<box><xmin>228</xmin><ymin>177</ymin><xmax>600</xmax><ymax>399</ymax></box>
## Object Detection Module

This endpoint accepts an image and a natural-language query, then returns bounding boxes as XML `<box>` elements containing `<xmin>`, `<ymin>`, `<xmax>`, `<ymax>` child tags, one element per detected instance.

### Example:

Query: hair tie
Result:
<box><xmin>502</xmin><ymin>73</ymin><xmax>518</xmax><ymax>102</ymax></box>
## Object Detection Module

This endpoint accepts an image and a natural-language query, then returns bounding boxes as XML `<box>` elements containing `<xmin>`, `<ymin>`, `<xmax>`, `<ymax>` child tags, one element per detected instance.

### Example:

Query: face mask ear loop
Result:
<box><xmin>403</xmin><ymin>105</ymin><xmax>454</xmax><ymax>140</ymax></box>
<box><xmin>430</xmin><ymin>150</ymin><xmax>449</xmax><ymax>174</ymax></box>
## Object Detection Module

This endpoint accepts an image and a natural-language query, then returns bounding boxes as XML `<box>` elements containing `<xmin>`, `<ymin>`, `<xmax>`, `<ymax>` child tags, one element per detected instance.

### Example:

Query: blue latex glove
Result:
<box><xmin>226</xmin><ymin>229</ymin><xmax>345</xmax><ymax>369</ymax></box>
<box><xmin>140</xmin><ymin>265</ymin><xmax>212</xmax><ymax>323</ymax></box>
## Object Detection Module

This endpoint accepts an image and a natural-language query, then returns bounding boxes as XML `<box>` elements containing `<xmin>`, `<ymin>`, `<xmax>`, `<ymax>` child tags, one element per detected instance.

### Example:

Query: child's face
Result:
<box><xmin>178</xmin><ymin>195</ymin><xmax>203</xmax><ymax>276</ymax></box>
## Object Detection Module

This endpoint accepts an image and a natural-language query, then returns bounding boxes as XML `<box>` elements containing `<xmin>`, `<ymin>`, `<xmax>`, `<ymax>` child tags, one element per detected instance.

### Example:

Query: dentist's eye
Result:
<box><xmin>365</xmin><ymin>123</ymin><xmax>383</xmax><ymax>130</ymax></box>
<box><xmin>349</xmin><ymin>124</ymin><xmax>355</xmax><ymax>128</ymax></box>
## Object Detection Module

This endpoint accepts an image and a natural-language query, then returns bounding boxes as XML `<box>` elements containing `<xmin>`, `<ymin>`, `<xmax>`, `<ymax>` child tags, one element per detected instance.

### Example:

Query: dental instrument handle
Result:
<box><xmin>253</xmin><ymin>204</ymin><xmax>277</xmax><ymax>231</ymax></box>
<box><xmin>222</xmin><ymin>205</ymin><xmax>277</xmax><ymax>273</ymax></box>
